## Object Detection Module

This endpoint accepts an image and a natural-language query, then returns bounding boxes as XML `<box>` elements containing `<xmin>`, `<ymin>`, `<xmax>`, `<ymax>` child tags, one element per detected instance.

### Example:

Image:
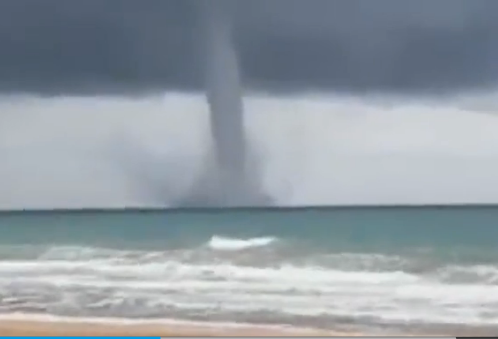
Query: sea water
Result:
<box><xmin>0</xmin><ymin>206</ymin><xmax>497</xmax><ymax>334</ymax></box>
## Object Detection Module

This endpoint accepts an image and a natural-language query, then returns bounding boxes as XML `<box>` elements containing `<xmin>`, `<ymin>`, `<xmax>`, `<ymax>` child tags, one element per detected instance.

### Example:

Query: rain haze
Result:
<box><xmin>1</xmin><ymin>0</ymin><xmax>498</xmax><ymax>209</ymax></box>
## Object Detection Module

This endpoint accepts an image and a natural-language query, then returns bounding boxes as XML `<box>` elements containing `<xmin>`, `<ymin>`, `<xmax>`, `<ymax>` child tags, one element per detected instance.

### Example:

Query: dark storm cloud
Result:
<box><xmin>0</xmin><ymin>0</ymin><xmax>498</xmax><ymax>94</ymax></box>
<box><xmin>236</xmin><ymin>0</ymin><xmax>498</xmax><ymax>93</ymax></box>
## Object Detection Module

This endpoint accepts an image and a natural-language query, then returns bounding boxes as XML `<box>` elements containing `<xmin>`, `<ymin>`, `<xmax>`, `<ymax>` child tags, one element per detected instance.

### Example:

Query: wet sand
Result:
<box><xmin>0</xmin><ymin>319</ymin><xmax>359</xmax><ymax>337</ymax></box>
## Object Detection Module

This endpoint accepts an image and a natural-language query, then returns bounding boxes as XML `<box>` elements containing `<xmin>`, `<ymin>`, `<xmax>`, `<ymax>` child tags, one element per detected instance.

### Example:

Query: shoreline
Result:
<box><xmin>3</xmin><ymin>318</ymin><xmax>494</xmax><ymax>337</ymax></box>
<box><xmin>0</xmin><ymin>318</ymin><xmax>359</xmax><ymax>337</ymax></box>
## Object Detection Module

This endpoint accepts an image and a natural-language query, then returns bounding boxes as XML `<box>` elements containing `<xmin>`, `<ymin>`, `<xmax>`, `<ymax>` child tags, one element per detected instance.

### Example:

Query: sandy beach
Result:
<box><xmin>0</xmin><ymin>319</ymin><xmax>358</xmax><ymax>337</ymax></box>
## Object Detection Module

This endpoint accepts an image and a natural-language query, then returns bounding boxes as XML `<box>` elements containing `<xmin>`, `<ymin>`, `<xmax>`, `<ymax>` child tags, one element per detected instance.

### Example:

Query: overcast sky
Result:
<box><xmin>0</xmin><ymin>0</ymin><xmax>497</xmax><ymax>94</ymax></box>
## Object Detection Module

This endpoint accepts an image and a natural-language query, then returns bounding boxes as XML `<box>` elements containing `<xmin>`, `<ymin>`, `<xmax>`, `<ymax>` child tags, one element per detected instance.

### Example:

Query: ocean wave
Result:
<box><xmin>434</xmin><ymin>264</ymin><xmax>498</xmax><ymax>285</ymax></box>
<box><xmin>3</xmin><ymin>244</ymin><xmax>498</xmax><ymax>284</ymax></box>
<box><xmin>207</xmin><ymin>235</ymin><xmax>277</xmax><ymax>251</ymax></box>
<box><xmin>1</xmin><ymin>262</ymin><xmax>498</xmax><ymax>327</ymax></box>
<box><xmin>2</xmin><ymin>243</ymin><xmax>498</xmax><ymax>328</ymax></box>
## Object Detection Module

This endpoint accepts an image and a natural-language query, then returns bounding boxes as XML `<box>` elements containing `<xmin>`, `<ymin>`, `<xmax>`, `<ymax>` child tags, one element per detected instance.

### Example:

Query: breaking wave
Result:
<box><xmin>207</xmin><ymin>235</ymin><xmax>277</xmax><ymax>251</ymax></box>
<box><xmin>1</xmin><ymin>241</ymin><xmax>498</xmax><ymax>331</ymax></box>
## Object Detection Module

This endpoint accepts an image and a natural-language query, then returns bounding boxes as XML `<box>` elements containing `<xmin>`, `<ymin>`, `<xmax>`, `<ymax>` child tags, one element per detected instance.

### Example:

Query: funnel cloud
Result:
<box><xmin>178</xmin><ymin>0</ymin><xmax>271</xmax><ymax>207</ymax></box>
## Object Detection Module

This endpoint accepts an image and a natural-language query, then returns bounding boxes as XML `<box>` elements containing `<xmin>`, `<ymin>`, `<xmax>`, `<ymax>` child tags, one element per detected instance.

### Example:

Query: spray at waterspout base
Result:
<box><xmin>177</xmin><ymin>148</ymin><xmax>273</xmax><ymax>208</ymax></box>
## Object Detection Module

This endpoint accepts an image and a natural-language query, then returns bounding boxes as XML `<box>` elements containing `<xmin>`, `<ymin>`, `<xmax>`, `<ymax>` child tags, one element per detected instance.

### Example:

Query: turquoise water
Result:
<box><xmin>0</xmin><ymin>206</ymin><xmax>498</xmax><ymax>334</ymax></box>
<box><xmin>2</xmin><ymin>206</ymin><xmax>498</xmax><ymax>261</ymax></box>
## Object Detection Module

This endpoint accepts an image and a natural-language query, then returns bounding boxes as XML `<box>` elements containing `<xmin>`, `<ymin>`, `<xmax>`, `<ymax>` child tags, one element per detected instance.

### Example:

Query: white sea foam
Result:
<box><xmin>207</xmin><ymin>235</ymin><xmax>277</xmax><ymax>250</ymax></box>
<box><xmin>2</xmin><ymin>91</ymin><xmax>498</xmax><ymax>209</ymax></box>
<box><xmin>0</xmin><ymin>244</ymin><xmax>498</xmax><ymax>328</ymax></box>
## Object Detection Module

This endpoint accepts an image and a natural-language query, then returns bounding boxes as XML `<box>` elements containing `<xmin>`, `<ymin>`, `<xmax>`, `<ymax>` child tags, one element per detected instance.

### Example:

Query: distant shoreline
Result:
<box><xmin>0</xmin><ymin>203</ymin><xmax>498</xmax><ymax>215</ymax></box>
